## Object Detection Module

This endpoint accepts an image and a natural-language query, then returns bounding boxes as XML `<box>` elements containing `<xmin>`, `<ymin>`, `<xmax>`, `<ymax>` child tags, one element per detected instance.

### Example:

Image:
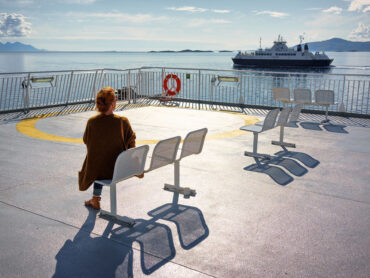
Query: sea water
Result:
<box><xmin>0</xmin><ymin>51</ymin><xmax>369</xmax><ymax>75</ymax></box>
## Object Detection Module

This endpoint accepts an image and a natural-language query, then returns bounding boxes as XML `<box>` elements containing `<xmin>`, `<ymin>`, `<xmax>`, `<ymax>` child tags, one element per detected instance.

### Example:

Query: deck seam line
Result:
<box><xmin>288</xmin><ymin>187</ymin><xmax>370</xmax><ymax>206</ymax></box>
<box><xmin>0</xmin><ymin>199</ymin><xmax>217</xmax><ymax>278</ymax></box>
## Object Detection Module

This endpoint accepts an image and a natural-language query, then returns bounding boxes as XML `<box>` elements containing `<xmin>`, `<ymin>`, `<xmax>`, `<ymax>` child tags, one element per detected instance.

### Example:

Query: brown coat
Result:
<box><xmin>78</xmin><ymin>113</ymin><xmax>136</xmax><ymax>191</ymax></box>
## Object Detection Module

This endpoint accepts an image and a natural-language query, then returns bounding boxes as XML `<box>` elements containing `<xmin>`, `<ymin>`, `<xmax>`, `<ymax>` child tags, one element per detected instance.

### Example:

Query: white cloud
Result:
<box><xmin>63</xmin><ymin>0</ymin><xmax>95</xmax><ymax>3</ymax></box>
<box><xmin>0</xmin><ymin>13</ymin><xmax>31</xmax><ymax>37</ymax></box>
<box><xmin>166</xmin><ymin>7</ymin><xmax>230</xmax><ymax>14</ymax></box>
<box><xmin>349</xmin><ymin>22</ymin><xmax>370</xmax><ymax>40</ymax></box>
<box><xmin>167</xmin><ymin>6</ymin><xmax>207</xmax><ymax>13</ymax></box>
<box><xmin>305</xmin><ymin>8</ymin><xmax>322</xmax><ymax>11</ymax></box>
<box><xmin>67</xmin><ymin>12</ymin><xmax>167</xmax><ymax>24</ymax></box>
<box><xmin>254</xmin><ymin>10</ymin><xmax>289</xmax><ymax>18</ymax></box>
<box><xmin>348</xmin><ymin>0</ymin><xmax>370</xmax><ymax>12</ymax></box>
<box><xmin>323</xmin><ymin>6</ymin><xmax>343</xmax><ymax>14</ymax></box>
<box><xmin>212</xmin><ymin>9</ymin><xmax>230</xmax><ymax>14</ymax></box>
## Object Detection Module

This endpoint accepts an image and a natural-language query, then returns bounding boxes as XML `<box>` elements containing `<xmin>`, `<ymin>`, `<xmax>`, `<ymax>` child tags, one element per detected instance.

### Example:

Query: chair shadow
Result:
<box><xmin>53</xmin><ymin>208</ymin><xmax>134</xmax><ymax>278</ymax></box>
<box><xmin>108</xmin><ymin>218</ymin><xmax>176</xmax><ymax>275</ymax></box>
<box><xmin>275</xmin><ymin>148</ymin><xmax>320</xmax><ymax>168</ymax></box>
<box><xmin>322</xmin><ymin>124</ymin><xmax>348</xmax><ymax>134</ymax></box>
<box><xmin>244</xmin><ymin>159</ymin><xmax>294</xmax><ymax>186</ymax></box>
<box><xmin>285</xmin><ymin>121</ymin><xmax>299</xmax><ymax>128</ymax></box>
<box><xmin>299</xmin><ymin>121</ymin><xmax>348</xmax><ymax>134</ymax></box>
<box><xmin>299</xmin><ymin>121</ymin><xmax>322</xmax><ymax>131</ymax></box>
<box><xmin>261</xmin><ymin>156</ymin><xmax>308</xmax><ymax>176</ymax></box>
<box><xmin>54</xmin><ymin>199</ymin><xmax>209</xmax><ymax>276</ymax></box>
<box><xmin>147</xmin><ymin>203</ymin><xmax>209</xmax><ymax>250</ymax></box>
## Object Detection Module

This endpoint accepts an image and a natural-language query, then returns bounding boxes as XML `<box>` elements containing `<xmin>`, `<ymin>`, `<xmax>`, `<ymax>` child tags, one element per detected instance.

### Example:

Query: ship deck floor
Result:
<box><xmin>0</xmin><ymin>99</ymin><xmax>369</xmax><ymax>278</ymax></box>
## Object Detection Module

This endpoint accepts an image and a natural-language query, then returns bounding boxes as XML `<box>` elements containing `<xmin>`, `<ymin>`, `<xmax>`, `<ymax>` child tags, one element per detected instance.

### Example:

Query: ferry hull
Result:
<box><xmin>232</xmin><ymin>58</ymin><xmax>333</xmax><ymax>68</ymax></box>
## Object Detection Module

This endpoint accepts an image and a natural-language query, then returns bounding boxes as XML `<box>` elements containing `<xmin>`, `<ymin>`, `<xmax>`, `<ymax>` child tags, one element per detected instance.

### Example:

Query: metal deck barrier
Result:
<box><xmin>0</xmin><ymin>67</ymin><xmax>369</xmax><ymax>116</ymax></box>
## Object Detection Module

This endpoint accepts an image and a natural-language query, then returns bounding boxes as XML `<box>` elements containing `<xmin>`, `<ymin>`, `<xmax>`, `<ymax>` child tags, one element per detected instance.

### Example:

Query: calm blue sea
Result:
<box><xmin>0</xmin><ymin>51</ymin><xmax>369</xmax><ymax>75</ymax></box>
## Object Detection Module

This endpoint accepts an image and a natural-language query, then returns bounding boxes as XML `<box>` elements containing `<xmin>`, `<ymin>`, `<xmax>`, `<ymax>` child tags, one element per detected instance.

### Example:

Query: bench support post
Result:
<box><xmin>321</xmin><ymin>105</ymin><xmax>330</xmax><ymax>124</ymax></box>
<box><xmin>271</xmin><ymin>125</ymin><xmax>296</xmax><ymax>148</ymax></box>
<box><xmin>100</xmin><ymin>183</ymin><xmax>136</xmax><ymax>226</ymax></box>
<box><xmin>163</xmin><ymin>160</ymin><xmax>196</xmax><ymax>199</ymax></box>
<box><xmin>244</xmin><ymin>132</ymin><xmax>272</xmax><ymax>160</ymax></box>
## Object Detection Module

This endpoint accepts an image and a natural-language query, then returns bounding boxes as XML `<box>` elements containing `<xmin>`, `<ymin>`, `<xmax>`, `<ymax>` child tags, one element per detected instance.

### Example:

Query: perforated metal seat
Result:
<box><xmin>164</xmin><ymin>128</ymin><xmax>208</xmax><ymax>200</ymax></box>
<box><xmin>273</xmin><ymin>87</ymin><xmax>292</xmax><ymax>104</ymax></box>
<box><xmin>145</xmin><ymin>136</ymin><xmax>181</xmax><ymax>173</ymax></box>
<box><xmin>178</xmin><ymin>128</ymin><xmax>208</xmax><ymax>160</ymax></box>
<box><xmin>288</xmin><ymin>103</ymin><xmax>303</xmax><ymax>123</ymax></box>
<box><xmin>314</xmin><ymin>90</ymin><xmax>335</xmax><ymax>123</ymax></box>
<box><xmin>271</xmin><ymin>107</ymin><xmax>296</xmax><ymax>148</ymax></box>
<box><xmin>240</xmin><ymin>109</ymin><xmax>280</xmax><ymax>159</ymax></box>
<box><xmin>96</xmin><ymin>145</ymin><xmax>149</xmax><ymax>226</ymax></box>
<box><xmin>293</xmin><ymin>89</ymin><xmax>312</xmax><ymax>104</ymax></box>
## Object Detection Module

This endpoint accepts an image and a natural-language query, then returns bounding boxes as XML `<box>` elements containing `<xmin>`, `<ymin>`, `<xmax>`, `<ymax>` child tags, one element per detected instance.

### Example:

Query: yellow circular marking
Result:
<box><xmin>16</xmin><ymin>107</ymin><xmax>259</xmax><ymax>144</ymax></box>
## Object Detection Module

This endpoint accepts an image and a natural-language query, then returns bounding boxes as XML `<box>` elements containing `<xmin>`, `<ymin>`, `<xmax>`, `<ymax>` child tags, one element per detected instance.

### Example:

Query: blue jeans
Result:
<box><xmin>93</xmin><ymin>182</ymin><xmax>103</xmax><ymax>196</ymax></box>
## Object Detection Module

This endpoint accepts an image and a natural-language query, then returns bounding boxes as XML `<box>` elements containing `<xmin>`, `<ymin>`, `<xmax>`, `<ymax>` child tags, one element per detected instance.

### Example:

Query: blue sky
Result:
<box><xmin>0</xmin><ymin>0</ymin><xmax>369</xmax><ymax>51</ymax></box>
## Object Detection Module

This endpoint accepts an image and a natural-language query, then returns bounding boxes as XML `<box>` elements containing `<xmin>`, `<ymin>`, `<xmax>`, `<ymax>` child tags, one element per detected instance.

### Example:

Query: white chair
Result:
<box><xmin>164</xmin><ymin>128</ymin><xmax>208</xmax><ymax>200</ymax></box>
<box><xmin>273</xmin><ymin>88</ymin><xmax>292</xmax><ymax>105</ymax></box>
<box><xmin>293</xmin><ymin>89</ymin><xmax>312</xmax><ymax>104</ymax></box>
<box><xmin>288</xmin><ymin>103</ymin><xmax>303</xmax><ymax>123</ymax></box>
<box><xmin>271</xmin><ymin>107</ymin><xmax>296</xmax><ymax>148</ymax></box>
<box><xmin>97</xmin><ymin>145</ymin><xmax>149</xmax><ymax>226</ymax></box>
<box><xmin>314</xmin><ymin>90</ymin><xmax>335</xmax><ymax>123</ymax></box>
<box><xmin>240</xmin><ymin>109</ymin><xmax>280</xmax><ymax>159</ymax></box>
<box><xmin>144</xmin><ymin>136</ymin><xmax>181</xmax><ymax>173</ymax></box>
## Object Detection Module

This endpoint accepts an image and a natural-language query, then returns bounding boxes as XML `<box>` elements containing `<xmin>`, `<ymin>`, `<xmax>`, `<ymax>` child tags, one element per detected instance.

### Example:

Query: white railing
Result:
<box><xmin>0</xmin><ymin>67</ymin><xmax>369</xmax><ymax>116</ymax></box>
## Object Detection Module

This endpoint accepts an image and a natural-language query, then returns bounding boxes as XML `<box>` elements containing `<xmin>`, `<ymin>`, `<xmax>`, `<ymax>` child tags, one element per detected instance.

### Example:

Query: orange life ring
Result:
<box><xmin>163</xmin><ymin>74</ymin><xmax>181</xmax><ymax>96</ymax></box>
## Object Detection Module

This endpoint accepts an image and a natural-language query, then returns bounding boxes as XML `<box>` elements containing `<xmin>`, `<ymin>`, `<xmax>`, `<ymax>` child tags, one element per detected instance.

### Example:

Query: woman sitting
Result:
<box><xmin>79</xmin><ymin>87</ymin><xmax>137</xmax><ymax>210</ymax></box>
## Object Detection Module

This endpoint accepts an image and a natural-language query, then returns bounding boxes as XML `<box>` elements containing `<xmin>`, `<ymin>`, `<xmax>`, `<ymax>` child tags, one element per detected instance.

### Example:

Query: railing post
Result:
<box><xmin>128</xmin><ymin>70</ymin><xmax>131</xmax><ymax>104</ymax></box>
<box><xmin>90</xmin><ymin>70</ymin><xmax>99</xmax><ymax>103</ymax></box>
<box><xmin>198</xmin><ymin>70</ymin><xmax>201</xmax><ymax>109</ymax></box>
<box><xmin>339</xmin><ymin>75</ymin><xmax>346</xmax><ymax>112</ymax></box>
<box><xmin>135</xmin><ymin>69</ymin><xmax>141</xmax><ymax>104</ymax></box>
<box><xmin>65</xmin><ymin>70</ymin><xmax>74</xmax><ymax>105</ymax></box>
<box><xmin>23</xmin><ymin>73</ymin><xmax>31</xmax><ymax>113</ymax></box>
<box><xmin>162</xmin><ymin>68</ymin><xmax>165</xmax><ymax>98</ymax></box>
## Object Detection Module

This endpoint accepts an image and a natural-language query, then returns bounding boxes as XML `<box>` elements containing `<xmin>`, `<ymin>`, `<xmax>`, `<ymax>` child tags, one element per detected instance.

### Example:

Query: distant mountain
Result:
<box><xmin>296</xmin><ymin>38</ymin><xmax>370</xmax><ymax>52</ymax></box>
<box><xmin>0</xmin><ymin>42</ymin><xmax>43</xmax><ymax>52</ymax></box>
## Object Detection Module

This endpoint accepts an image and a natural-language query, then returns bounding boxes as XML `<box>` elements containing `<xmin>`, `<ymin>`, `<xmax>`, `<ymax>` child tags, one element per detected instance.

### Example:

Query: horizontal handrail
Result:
<box><xmin>2</xmin><ymin>66</ymin><xmax>370</xmax><ymax>77</ymax></box>
<box><xmin>0</xmin><ymin>67</ymin><xmax>369</xmax><ymax>116</ymax></box>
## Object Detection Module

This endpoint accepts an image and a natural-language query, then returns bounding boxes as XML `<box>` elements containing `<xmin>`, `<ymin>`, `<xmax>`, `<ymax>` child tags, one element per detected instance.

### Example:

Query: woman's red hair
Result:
<box><xmin>96</xmin><ymin>87</ymin><xmax>116</xmax><ymax>113</ymax></box>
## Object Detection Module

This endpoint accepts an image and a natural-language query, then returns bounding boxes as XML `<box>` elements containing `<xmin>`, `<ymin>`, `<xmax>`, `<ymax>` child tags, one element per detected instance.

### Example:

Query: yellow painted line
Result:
<box><xmin>17</xmin><ymin>117</ymin><xmax>83</xmax><ymax>143</ymax></box>
<box><xmin>16</xmin><ymin>106</ymin><xmax>259</xmax><ymax>144</ymax></box>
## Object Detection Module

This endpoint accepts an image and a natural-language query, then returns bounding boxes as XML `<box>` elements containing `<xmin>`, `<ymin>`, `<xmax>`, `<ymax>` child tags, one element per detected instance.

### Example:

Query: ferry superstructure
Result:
<box><xmin>232</xmin><ymin>35</ymin><xmax>333</xmax><ymax>67</ymax></box>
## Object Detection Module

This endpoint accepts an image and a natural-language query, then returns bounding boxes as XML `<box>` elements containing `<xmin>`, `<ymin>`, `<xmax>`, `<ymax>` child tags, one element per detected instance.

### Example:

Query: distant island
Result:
<box><xmin>1</xmin><ymin>38</ymin><xmax>369</xmax><ymax>52</ymax></box>
<box><xmin>294</xmin><ymin>38</ymin><xmax>370</xmax><ymax>52</ymax></box>
<box><xmin>149</xmin><ymin>49</ymin><xmax>214</xmax><ymax>53</ymax></box>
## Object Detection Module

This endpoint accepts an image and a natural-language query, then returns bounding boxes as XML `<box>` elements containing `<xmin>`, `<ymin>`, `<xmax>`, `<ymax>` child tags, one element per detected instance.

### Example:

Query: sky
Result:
<box><xmin>0</xmin><ymin>0</ymin><xmax>369</xmax><ymax>51</ymax></box>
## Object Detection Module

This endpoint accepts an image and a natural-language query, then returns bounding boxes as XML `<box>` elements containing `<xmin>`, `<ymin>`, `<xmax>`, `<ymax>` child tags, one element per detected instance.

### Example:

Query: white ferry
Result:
<box><xmin>232</xmin><ymin>35</ymin><xmax>333</xmax><ymax>68</ymax></box>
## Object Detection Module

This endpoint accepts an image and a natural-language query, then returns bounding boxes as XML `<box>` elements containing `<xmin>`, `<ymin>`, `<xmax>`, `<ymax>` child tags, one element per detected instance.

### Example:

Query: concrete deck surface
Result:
<box><xmin>0</xmin><ymin>102</ymin><xmax>369</xmax><ymax>278</ymax></box>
